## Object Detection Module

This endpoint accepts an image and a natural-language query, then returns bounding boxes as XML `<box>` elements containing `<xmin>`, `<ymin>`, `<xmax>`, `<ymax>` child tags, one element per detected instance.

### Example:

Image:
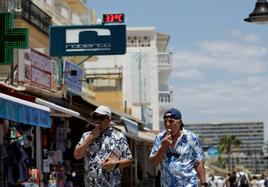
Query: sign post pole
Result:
<box><xmin>57</xmin><ymin>56</ymin><xmax>63</xmax><ymax>86</ymax></box>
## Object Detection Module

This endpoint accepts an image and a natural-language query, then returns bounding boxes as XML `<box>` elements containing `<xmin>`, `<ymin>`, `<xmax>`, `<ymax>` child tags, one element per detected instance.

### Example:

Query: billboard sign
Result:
<box><xmin>18</xmin><ymin>48</ymin><xmax>57</xmax><ymax>90</ymax></box>
<box><xmin>50</xmin><ymin>24</ymin><xmax>126</xmax><ymax>56</ymax></box>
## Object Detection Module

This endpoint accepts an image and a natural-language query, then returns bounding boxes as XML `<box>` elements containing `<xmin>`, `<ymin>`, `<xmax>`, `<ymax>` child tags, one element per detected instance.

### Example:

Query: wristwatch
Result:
<box><xmin>201</xmin><ymin>182</ymin><xmax>208</xmax><ymax>187</ymax></box>
<box><xmin>115</xmin><ymin>161</ymin><xmax>120</xmax><ymax>169</ymax></box>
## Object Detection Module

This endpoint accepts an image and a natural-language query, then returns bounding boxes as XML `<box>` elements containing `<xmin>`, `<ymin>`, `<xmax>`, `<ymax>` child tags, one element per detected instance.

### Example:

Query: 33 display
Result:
<box><xmin>103</xmin><ymin>13</ymin><xmax>124</xmax><ymax>23</ymax></box>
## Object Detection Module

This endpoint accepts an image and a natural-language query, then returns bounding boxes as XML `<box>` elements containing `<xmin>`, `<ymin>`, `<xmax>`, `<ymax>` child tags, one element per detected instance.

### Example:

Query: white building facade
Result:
<box><xmin>85</xmin><ymin>27</ymin><xmax>173</xmax><ymax>130</ymax></box>
<box><xmin>186</xmin><ymin>121</ymin><xmax>268</xmax><ymax>173</ymax></box>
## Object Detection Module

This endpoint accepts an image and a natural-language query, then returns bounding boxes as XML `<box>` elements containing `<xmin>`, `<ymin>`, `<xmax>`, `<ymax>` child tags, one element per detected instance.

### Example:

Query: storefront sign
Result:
<box><xmin>64</xmin><ymin>60</ymin><xmax>83</xmax><ymax>95</ymax></box>
<box><xmin>0</xmin><ymin>13</ymin><xmax>28</xmax><ymax>65</ymax></box>
<box><xmin>121</xmin><ymin>117</ymin><xmax>138</xmax><ymax>135</ymax></box>
<box><xmin>18</xmin><ymin>48</ymin><xmax>57</xmax><ymax>90</ymax></box>
<box><xmin>50</xmin><ymin>24</ymin><xmax>126</xmax><ymax>56</ymax></box>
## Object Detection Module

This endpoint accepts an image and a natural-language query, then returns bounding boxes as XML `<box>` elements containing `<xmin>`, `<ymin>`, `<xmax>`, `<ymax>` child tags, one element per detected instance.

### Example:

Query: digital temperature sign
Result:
<box><xmin>103</xmin><ymin>13</ymin><xmax>124</xmax><ymax>23</ymax></box>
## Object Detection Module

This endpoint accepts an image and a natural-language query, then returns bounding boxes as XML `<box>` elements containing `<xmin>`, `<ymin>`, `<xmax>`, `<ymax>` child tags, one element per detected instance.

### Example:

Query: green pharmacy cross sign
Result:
<box><xmin>0</xmin><ymin>13</ymin><xmax>28</xmax><ymax>65</ymax></box>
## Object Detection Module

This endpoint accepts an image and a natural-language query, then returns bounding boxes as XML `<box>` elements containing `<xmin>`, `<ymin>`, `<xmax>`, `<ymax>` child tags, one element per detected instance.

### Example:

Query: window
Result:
<box><xmin>127</xmin><ymin>35</ymin><xmax>150</xmax><ymax>48</ymax></box>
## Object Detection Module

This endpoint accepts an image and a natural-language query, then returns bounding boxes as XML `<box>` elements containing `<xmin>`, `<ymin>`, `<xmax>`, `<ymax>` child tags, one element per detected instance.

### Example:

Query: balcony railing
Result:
<box><xmin>158</xmin><ymin>52</ymin><xmax>171</xmax><ymax>66</ymax></box>
<box><xmin>20</xmin><ymin>0</ymin><xmax>52</xmax><ymax>35</ymax></box>
<box><xmin>0</xmin><ymin>0</ymin><xmax>52</xmax><ymax>35</ymax></box>
<box><xmin>159</xmin><ymin>91</ymin><xmax>172</xmax><ymax>105</ymax></box>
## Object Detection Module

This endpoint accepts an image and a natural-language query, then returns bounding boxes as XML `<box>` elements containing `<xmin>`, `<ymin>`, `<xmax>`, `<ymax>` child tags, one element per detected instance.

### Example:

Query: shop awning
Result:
<box><xmin>35</xmin><ymin>98</ymin><xmax>88</xmax><ymax>122</ymax></box>
<box><xmin>80</xmin><ymin>95</ymin><xmax>144</xmax><ymax>124</ymax></box>
<box><xmin>113</xmin><ymin>124</ymin><xmax>155</xmax><ymax>143</ymax></box>
<box><xmin>0</xmin><ymin>93</ymin><xmax>51</xmax><ymax>128</ymax></box>
<box><xmin>138</xmin><ymin>130</ymin><xmax>156</xmax><ymax>143</ymax></box>
<box><xmin>113</xmin><ymin>124</ymin><xmax>140</xmax><ymax>141</ymax></box>
<box><xmin>121</xmin><ymin>117</ymin><xmax>138</xmax><ymax>135</ymax></box>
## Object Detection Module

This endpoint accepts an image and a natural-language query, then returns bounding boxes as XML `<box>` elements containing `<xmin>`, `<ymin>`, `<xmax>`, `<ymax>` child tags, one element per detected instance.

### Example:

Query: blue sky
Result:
<box><xmin>87</xmin><ymin>1</ymin><xmax>268</xmax><ymax>136</ymax></box>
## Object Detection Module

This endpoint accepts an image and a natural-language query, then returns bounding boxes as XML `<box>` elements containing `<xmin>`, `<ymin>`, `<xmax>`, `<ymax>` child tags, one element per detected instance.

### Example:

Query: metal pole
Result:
<box><xmin>124</xmin><ymin>100</ymin><xmax>127</xmax><ymax>113</ymax></box>
<box><xmin>57</xmin><ymin>56</ymin><xmax>63</xmax><ymax>86</ymax></box>
<box><xmin>10</xmin><ymin>64</ymin><xmax>14</xmax><ymax>85</ymax></box>
<box><xmin>254</xmin><ymin>147</ymin><xmax>257</xmax><ymax>173</ymax></box>
<box><xmin>36</xmin><ymin>127</ymin><xmax>42</xmax><ymax>186</ymax></box>
<box><xmin>136</xmin><ymin>51</ymin><xmax>145</xmax><ymax>123</ymax></box>
<box><xmin>78</xmin><ymin>55</ymin><xmax>92</xmax><ymax>66</ymax></box>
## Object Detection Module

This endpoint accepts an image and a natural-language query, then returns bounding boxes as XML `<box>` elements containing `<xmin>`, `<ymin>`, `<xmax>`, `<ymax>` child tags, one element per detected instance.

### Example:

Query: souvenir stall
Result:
<box><xmin>41</xmin><ymin>118</ymin><xmax>74</xmax><ymax>187</ymax></box>
<box><xmin>0</xmin><ymin>92</ymin><xmax>51</xmax><ymax>187</ymax></box>
<box><xmin>6</xmin><ymin>122</ymin><xmax>41</xmax><ymax>187</ymax></box>
<box><xmin>33</xmin><ymin>97</ymin><xmax>88</xmax><ymax>187</ymax></box>
<box><xmin>0</xmin><ymin>86</ymin><xmax>88</xmax><ymax>187</ymax></box>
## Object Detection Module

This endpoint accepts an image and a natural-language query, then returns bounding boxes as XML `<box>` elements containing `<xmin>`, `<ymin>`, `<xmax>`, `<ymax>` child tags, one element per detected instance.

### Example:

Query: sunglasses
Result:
<box><xmin>93</xmin><ymin>115</ymin><xmax>108</xmax><ymax>121</ymax></box>
<box><xmin>164</xmin><ymin>118</ymin><xmax>178</xmax><ymax>124</ymax></box>
<box><xmin>166</xmin><ymin>149</ymin><xmax>180</xmax><ymax>159</ymax></box>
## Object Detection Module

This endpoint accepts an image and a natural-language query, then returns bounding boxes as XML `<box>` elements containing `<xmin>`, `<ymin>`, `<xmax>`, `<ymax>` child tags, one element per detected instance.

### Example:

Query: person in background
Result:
<box><xmin>223</xmin><ymin>173</ymin><xmax>231</xmax><ymax>187</ymax></box>
<box><xmin>237</xmin><ymin>169</ymin><xmax>249</xmax><ymax>187</ymax></box>
<box><xmin>251</xmin><ymin>176</ymin><xmax>259</xmax><ymax>187</ymax></box>
<box><xmin>74</xmin><ymin>105</ymin><xmax>133</xmax><ymax>187</ymax></box>
<box><xmin>258</xmin><ymin>174</ymin><xmax>266</xmax><ymax>187</ymax></box>
<box><xmin>149</xmin><ymin>108</ymin><xmax>206</xmax><ymax>187</ymax></box>
<box><xmin>208</xmin><ymin>174</ymin><xmax>219</xmax><ymax>187</ymax></box>
<box><xmin>264</xmin><ymin>174</ymin><xmax>268</xmax><ymax>187</ymax></box>
<box><xmin>229</xmin><ymin>171</ymin><xmax>238</xmax><ymax>187</ymax></box>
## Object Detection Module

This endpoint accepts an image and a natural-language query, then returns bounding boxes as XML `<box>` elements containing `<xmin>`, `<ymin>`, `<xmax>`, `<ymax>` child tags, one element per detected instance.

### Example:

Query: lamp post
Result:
<box><xmin>135</xmin><ymin>51</ymin><xmax>146</xmax><ymax>123</ymax></box>
<box><xmin>244</xmin><ymin>0</ymin><xmax>268</xmax><ymax>24</ymax></box>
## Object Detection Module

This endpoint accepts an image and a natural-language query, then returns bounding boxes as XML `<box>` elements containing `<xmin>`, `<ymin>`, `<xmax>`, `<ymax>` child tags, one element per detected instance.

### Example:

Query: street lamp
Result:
<box><xmin>135</xmin><ymin>51</ymin><xmax>146</xmax><ymax>123</ymax></box>
<box><xmin>244</xmin><ymin>0</ymin><xmax>268</xmax><ymax>24</ymax></box>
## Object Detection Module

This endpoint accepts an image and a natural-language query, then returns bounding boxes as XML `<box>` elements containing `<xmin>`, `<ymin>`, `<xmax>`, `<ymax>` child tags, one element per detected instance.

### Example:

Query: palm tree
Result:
<box><xmin>219</xmin><ymin>134</ymin><xmax>241</xmax><ymax>171</ymax></box>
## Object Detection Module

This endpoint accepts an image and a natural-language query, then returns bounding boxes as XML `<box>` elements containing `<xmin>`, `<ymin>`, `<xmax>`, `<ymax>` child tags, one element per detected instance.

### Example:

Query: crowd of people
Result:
<box><xmin>208</xmin><ymin>172</ymin><xmax>268</xmax><ymax>187</ymax></box>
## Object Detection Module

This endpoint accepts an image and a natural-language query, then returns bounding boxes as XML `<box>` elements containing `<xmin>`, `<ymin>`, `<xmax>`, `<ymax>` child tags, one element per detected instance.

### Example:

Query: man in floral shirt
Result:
<box><xmin>74</xmin><ymin>105</ymin><xmax>132</xmax><ymax>187</ymax></box>
<box><xmin>150</xmin><ymin>108</ymin><xmax>206</xmax><ymax>187</ymax></box>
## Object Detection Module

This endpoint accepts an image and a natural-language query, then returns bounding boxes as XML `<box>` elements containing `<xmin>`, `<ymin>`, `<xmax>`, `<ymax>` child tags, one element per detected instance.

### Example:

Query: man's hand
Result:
<box><xmin>102</xmin><ymin>158</ymin><xmax>116</xmax><ymax>171</ymax></box>
<box><xmin>74</xmin><ymin>128</ymin><xmax>101</xmax><ymax>160</ymax></box>
<box><xmin>150</xmin><ymin>129</ymin><xmax>172</xmax><ymax>166</ymax></box>
<box><xmin>91</xmin><ymin>126</ymin><xmax>101</xmax><ymax>139</ymax></box>
<box><xmin>162</xmin><ymin>129</ymin><xmax>172</xmax><ymax>149</ymax></box>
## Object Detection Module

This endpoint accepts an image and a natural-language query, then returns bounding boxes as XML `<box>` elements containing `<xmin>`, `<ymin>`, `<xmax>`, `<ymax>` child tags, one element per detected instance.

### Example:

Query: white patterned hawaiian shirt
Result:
<box><xmin>149</xmin><ymin>129</ymin><xmax>205</xmax><ymax>187</ymax></box>
<box><xmin>77</xmin><ymin>125</ymin><xmax>132</xmax><ymax>187</ymax></box>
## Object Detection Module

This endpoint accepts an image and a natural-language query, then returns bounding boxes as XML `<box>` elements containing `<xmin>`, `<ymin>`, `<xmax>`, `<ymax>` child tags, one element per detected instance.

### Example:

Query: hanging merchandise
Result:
<box><xmin>9</xmin><ymin>127</ymin><xmax>25</xmax><ymax>145</ymax></box>
<box><xmin>10</xmin><ymin>127</ymin><xmax>17</xmax><ymax>139</ymax></box>
<box><xmin>48</xmin><ymin>170</ymin><xmax>57</xmax><ymax>187</ymax></box>
<box><xmin>23</xmin><ymin>168</ymin><xmax>40</xmax><ymax>187</ymax></box>
<box><xmin>6</xmin><ymin>125</ymin><xmax>37</xmax><ymax>186</ymax></box>
<box><xmin>0</xmin><ymin>144</ymin><xmax>8</xmax><ymax>187</ymax></box>
<box><xmin>7</xmin><ymin>141</ymin><xmax>29</xmax><ymax>185</ymax></box>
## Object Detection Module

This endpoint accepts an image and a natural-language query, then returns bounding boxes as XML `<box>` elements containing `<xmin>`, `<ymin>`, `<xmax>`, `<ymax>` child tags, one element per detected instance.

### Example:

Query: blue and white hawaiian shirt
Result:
<box><xmin>149</xmin><ymin>129</ymin><xmax>205</xmax><ymax>187</ymax></box>
<box><xmin>77</xmin><ymin>125</ymin><xmax>132</xmax><ymax>187</ymax></box>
